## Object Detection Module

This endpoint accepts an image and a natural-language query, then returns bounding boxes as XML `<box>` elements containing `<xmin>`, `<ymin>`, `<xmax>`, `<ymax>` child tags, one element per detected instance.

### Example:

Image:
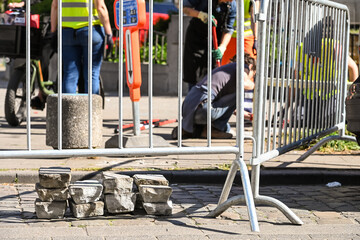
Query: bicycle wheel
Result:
<box><xmin>4</xmin><ymin>67</ymin><xmax>27</xmax><ymax>126</ymax></box>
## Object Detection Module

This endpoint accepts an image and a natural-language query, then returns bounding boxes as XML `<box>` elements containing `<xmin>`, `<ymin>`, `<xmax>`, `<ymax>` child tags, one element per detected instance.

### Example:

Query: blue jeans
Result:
<box><xmin>62</xmin><ymin>25</ymin><xmax>104</xmax><ymax>94</ymax></box>
<box><xmin>194</xmin><ymin>93</ymin><xmax>236</xmax><ymax>133</ymax></box>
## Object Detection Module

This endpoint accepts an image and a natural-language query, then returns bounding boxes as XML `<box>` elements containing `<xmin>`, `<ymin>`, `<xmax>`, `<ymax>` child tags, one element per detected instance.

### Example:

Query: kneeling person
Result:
<box><xmin>173</xmin><ymin>56</ymin><xmax>256</xmax><ymax>139</ymax></box>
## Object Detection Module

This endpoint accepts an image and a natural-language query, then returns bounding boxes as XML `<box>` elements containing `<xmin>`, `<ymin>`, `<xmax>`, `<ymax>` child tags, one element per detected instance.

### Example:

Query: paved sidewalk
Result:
<box><xmin>1</xmin><ymin>75</ymin><xmax>360</xmax><ymax>238</ymax></box>
<box><xmin>1</xmin><ymin>183</ymin><xmax>360</xmax><ymax>239</ymax></box>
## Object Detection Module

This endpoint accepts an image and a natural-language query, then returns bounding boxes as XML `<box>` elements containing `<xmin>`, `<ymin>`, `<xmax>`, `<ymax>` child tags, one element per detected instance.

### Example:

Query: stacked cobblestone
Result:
<box><xmin>35</xmin><ymin>167</ymin><xmax>71</xmax><ymax>219</ymax></box>
<box><xmin>134</xmin><ymin>174</ymin><xmax>173</xmax><ymax>215</ymax></box>
<box><xmin>102</xmin><ymin>172</ymin><xmax>136</xmax><ymax>214</ymax></box>
<box><xmin>68</xmin><ymin>180</ymin><xmax>104</xmax><ymax>218</ymax></box>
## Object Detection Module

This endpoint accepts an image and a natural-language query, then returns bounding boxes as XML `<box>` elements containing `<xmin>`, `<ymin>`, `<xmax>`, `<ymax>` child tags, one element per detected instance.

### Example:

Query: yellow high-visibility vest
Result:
<box><xmin>62</xmin><ymin>0</ymin><xmax>101</xmax><ymax>29</ymax></box>
<box><xmin>232</xmin><ymin>0</ymin><xmax>253</xmax><ymax>38</ymax></box>
<box><xmin>296</xmin><ymin>39</ymin><xmax>340</xmax><ymax>100</ymax></box>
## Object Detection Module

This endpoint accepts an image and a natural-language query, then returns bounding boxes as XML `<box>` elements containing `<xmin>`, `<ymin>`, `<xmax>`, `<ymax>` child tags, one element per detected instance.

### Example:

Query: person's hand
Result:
<box><xmin>212</xmin><ymin>45</ymin><xmax>226</xmax><ymax>60</ymax></box>
<box><xmin>105</xmin><ymin>34</ymin><xmax>114</xmax><ymax>59</ymax></box>
<box><xmin>253</xmin><ymin>39</ymin><xmax>257</xmax><ymax>55</ymax></box>
<box><xmin>198</xmin><ymin>11</ymin><xmax>217</xmax><ymax>26</ymax></box>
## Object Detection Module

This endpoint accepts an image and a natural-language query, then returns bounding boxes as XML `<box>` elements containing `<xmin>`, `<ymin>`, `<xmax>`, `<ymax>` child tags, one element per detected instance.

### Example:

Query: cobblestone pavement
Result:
<box><xmin>1</xmin><ymin>183</ymin><xmax>360</xmax><ymax>239</ymax></box>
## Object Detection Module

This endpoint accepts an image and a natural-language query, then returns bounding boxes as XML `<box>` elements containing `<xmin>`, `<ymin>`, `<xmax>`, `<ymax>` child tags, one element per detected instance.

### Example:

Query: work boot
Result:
<box><xmin>171</xmin><ymin>127</ymin><xmax>193</xmax><ymax>139</ymax></box>
<box><xmin>200</xmin><ymin>127</ymin><xmax>235</xmax><ymax>139</ymax></box>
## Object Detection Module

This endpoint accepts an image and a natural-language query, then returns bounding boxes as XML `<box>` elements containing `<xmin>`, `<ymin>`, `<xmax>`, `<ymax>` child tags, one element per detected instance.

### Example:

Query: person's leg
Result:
<box><xmin>77</xmin><ymin>26</ymin><xmax>104</xmax><ymax>94</ymax></box>
<box><xmin>194</xmin><ymin>93</ymin><xmax>236</xmax><ymax>133</ymax></box>
<box><xmin>62</xmin><ymin>28</ymin><xmax>81</xmax><ymax>93</ymax></box>
<box><xmin>89</xmin><ymin>25</ymin><xmax>104</xmax><ymax>94</ymax></box>
<box><xmin>183</xmin><ymin>25</ymin><xmax>207</xmax><ymax>89</ymax></box>
<box><xmin>244</xmin><ymin>36</ymin><xmax>256</xmax><ymax>59</ymax></box>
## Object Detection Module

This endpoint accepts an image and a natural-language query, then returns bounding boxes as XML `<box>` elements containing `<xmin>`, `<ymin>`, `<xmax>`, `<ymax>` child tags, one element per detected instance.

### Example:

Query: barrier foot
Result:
<box><xmin>297</xmin><ymin>135</ymin><xmax>356</xmax><ymax>161</ymax></box>
<box><xmin>208</xmin><ymin>157</ymin><xmax>259</xmax><ymax>232</ymax></box>
<box><xmin>255</xmin><ymin>195</ymin><xmax>303</xmax><ymax>225</ymax></box>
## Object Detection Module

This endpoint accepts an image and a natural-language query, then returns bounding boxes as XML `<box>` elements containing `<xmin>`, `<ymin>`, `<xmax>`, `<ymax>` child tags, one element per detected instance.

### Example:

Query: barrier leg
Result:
<box><xmin>208</xmin><ymin>156</ymin><xmax>259</xmax><ymax>232</ymax></box>
<box><xmin>297</xmin><ymin>135</ymin><xmax>356</xmax><ymax>161</ymax></box>
<box><xmin>217</xmin><ymin>159</ymin><xmax>239</xmax><ymax>205</ymax></box>
<box><xmin>255</xmin><ymin>195</ymin><xmax>303</xmax><ymax>225</ymax></box>
<box><xmin>251</xmin><ymin>163</ymin><xmax>303</xmax><ymax>225</ymax></box>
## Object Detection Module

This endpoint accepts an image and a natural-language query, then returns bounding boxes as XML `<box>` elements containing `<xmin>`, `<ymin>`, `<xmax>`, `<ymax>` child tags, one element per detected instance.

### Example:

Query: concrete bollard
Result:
<box><xmin>46</xmin><ymin>94</ymin><xmax>103</xmax><ymax>149</ymax></box>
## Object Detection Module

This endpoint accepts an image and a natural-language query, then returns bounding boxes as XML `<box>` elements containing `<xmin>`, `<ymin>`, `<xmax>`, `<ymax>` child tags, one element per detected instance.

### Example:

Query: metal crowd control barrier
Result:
<box><xmin>0</xmin><ymin>0</ymin><xmax>260</xmax><ymax>232</ymax></box>
<box><xmin>209</xmin><ymin>0</ymin><xmax>357</xmax><ymax>226</ymax></box>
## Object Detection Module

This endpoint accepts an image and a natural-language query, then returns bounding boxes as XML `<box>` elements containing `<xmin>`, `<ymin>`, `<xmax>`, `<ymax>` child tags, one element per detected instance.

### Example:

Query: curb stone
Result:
<box><xmin>1</xmin><ymin>169</ymin><xmax>360</xmax><ymax>185</ymax></box>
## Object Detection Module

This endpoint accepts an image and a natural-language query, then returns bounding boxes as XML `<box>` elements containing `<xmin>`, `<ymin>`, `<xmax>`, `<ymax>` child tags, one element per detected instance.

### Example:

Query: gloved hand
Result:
<box><xmin>105</xmin><ymin>34</ymin><xmax>114</xmax><ymax>59</ymax></box>
<box><xmin>253</xmin><ymin>39</ymin><xmax>257</xmax><ymax>55</ymax></box>
<box><xmin>212</xmin><ymin>45</ymin><xmax>226</xmax><ymax>60</ymax></box>
<box><xmin>198</xmin><ymin>11</ymin><xmax>217</xmax><ymax>26</ymax></box>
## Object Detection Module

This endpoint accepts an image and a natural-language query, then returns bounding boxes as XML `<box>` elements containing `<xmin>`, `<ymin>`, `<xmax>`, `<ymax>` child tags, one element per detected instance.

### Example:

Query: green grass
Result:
<box><xmin>299</xmin><ymin>129</ymin><xmax>360</xmax><ymax>153</ymax></box>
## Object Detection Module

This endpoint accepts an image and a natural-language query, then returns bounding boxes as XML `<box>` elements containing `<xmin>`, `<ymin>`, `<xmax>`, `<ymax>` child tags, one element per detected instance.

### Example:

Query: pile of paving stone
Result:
<box><xmin>35</xmin><ymin>167</ymin><xmax>71</xmax><ymax>219</ymax></box>
<box><xmin>134</xmin><ymin>174</ymin><xmax>173</xmax><ymax>216</ymax></box>
<box><xmin>34</xmin><ymin>167</ymin><xmax>173</xmax><ymax>219</ymax></box>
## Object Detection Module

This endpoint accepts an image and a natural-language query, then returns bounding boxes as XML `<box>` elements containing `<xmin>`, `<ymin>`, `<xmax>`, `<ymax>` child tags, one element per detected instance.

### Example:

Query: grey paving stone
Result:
<box><xmin>34</xmin><ymin>199</ymin><xmax>67</xmax><ymax>219</ymax></box>
<box><xmin>38</xmin><ymin>167</ymin><xmax>71</xmax><ymax>188</ymax></box>
<box><xmin>133</xmin><ymin>174</ymin><xmax>169</xmax><ymax>187</ymax></box>
<box><xmin>35</xmin><ymin>183</ymin><xmax>69</xmax><ymax>201</ymax></box>
<box><xmin>70</xmin><ymin>200</ymin><xmax>104</xmax><ymax>218</ymax></box>
<box><xmin>104</xmin><ymin>192</ymin><xmax>136</xmax><ymax>214</ymax></box>
<box><xmin>102</xmin><ymin>172</ymin><xmax>133</xmax><ymax>194</ymax></box>
<box><xmin>69</xmin><ymin>180</ymin><xmax>103</xmax><ymax>204</ymax></box>
<box><xmin>139</xmin><ymin>185</ymin><xmax>172</xmax><ymax>203</ymax></box>
<box><xmin>143</xmin><ymin>201</ymin><xmax>173</xmax><ymax>216</ymax></box>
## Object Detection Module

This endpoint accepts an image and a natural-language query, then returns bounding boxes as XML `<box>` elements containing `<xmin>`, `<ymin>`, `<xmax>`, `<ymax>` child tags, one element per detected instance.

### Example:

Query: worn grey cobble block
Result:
<box><xmin>142</xmin><ymin>201</ymin><xmax>173</xmax><ymax>216</ymax></box>
<box><xmin>35</xmin><ymin>198</ymin><xmax>67</xmax><ymax>219</ymax></box>
<box><xmin>133</xmin><ymin>174</ymin><xmax>169</xmax><ymax>187</ymax></box>
<box><xmin>102</xmin><ymin>172</ymin><xmax>133</xmax><ymax>194</ymax></box>
<box><xmin>139</xmin><ymin>185</ymin><xmax>172</xmax><ymax>203</ymax></box>
<box><xmin>46</xmin><ymin>94</ymin><xmax>103</xmax><ymax>149</ymax></box>
<box><xmin>69</xmin><ymin>180</ymin><xmax>103</xmax><ymax>204</ymax></box>
<box><xmin>38</xmin><ymin>167</ymin><xmax>71</xmax><ymax>188</ymax></box>
<box><xmin>69</xmin><ymin>200</ymin><xmax>104</xmax><ymax>218</ymax></box>
<box><xmin>104</xmin><ymin>192</ymin><xmax>136</xmax><ymax>213</ymax></box>
<box><xmin>35</xmin><ymin>183</ymin><xmax>69</xmax><ymax>201</ymax></box>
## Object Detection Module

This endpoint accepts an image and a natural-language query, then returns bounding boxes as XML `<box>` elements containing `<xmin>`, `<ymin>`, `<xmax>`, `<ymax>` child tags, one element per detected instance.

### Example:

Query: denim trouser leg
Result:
<box><xmin>62</xmin><ymin>28</ymin><xmax>81</xmax><ymax>93</ymax></box>
<box><xmin>194</xmin><ymin>93</ymin><xmax>236</xmax><ymax>132</ymax></box>
<box><xmin>62</xmin><ymin>26</ymin><xmax>105</xmax><ymax>94</ymax></box>
<box><xmin>79</xmin><ymin>25</ymin><xmax>104</xmax><ymax>94</ymax></box>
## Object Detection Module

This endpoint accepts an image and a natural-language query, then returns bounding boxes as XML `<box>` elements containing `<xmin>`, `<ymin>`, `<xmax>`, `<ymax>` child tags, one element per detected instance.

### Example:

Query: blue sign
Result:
<box><xmin>114</xmin><ymin>0</ymin><xmax>138</xmax><ymax>28</ymax></box>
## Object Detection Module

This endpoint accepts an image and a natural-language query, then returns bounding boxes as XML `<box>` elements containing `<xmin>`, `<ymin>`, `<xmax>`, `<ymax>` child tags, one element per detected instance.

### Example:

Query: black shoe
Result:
<box><xmin>171</xmin><ymin>127</ymin><xmax>193</xmax><ymax>139</ymax></box>
<box><xmin>30</xmin><ymin>96</ymin><xmax>45</xmax><ymax>110</ymax></box>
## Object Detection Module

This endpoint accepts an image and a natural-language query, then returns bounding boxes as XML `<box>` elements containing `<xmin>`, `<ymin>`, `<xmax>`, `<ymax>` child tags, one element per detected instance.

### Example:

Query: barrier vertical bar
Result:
<box><xmin>297</xmin><ymin>0</ymin><xmax>306</xmax><ymax>142</ymax></box>
<box><xmin>57</xmin><ymin>0</ymin><xmax>62</xmax><ymax>150</ymax></box>
<box><xmin>278</xmin><ymin>0</ymin><xmax>289</xmax><ymax>147</ymax></box>
<box><xmin>206</xmin><ymin>0</ymin><xmax>212</xmax><ymax>147</ymax></box>
<box><xmin>283</xmin><ymin>0</ymin><xmax>295</xmax><ymax>146</ymax></box>
<box><xmin>149</xmin><ymin>0</ymin><xmax>154</xmax><ymax>147</ymax></box>
<box><xmin>88</xmin><ymin>0</ymin><xmax>93</xmax><ymax>149</ymax></box>
<box><xmin>236</xmin><ymin>0</ymin><xmax>258</xmax><ymax>231</ymax></box>
<box><xmin>313</xmin><ymin>5</ymin><xmax>321</xmax><ymax>135</ymax></box>
<box><xmin>26</xmin><ymin>0</ymin><xmax>31</xmax><ymax>150</ymax></box>
<box><xmin>177</xmin><ymin>0</ymin><xmax>183</xmax><ymax>147</ymax></box>
<box><xmin>294</xmin><ymin>0</ymin><xmax>303</xmax><ymax>142</ymax></box>
<box><xmin>273</xmin><ymin>0</ymin><xmax>284</xmax><ymax>149</ymax></box>
<box><xmin>118</xmin><ymin>0</ymin><xmax>123</xmax><ymax>148</ymax></box>
<box><xmin>339</xmin><ymin>8</ymin><xmax>350</xmax><ymax>136</ymax></box>
<box><xmin>261</xmin><ymin>0</ymin><xmax>272</xmax><ymax>153</ymax></box>
<box><xmin>266</xmin><ymin>0</ymin><xmax>278</xmax><ymax>151</ymax></box>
